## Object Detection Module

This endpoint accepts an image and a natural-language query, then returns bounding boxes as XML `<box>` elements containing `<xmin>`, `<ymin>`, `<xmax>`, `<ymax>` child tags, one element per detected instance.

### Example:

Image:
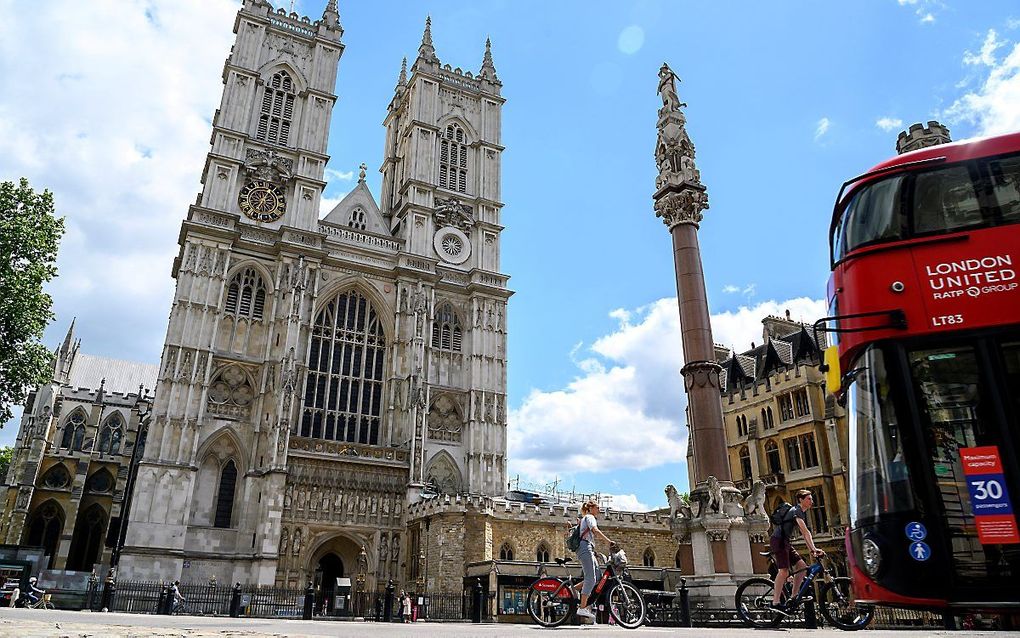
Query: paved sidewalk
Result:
<box><xmin>1</xmin><ymin>609</ymin><xmax>1015</xmax><ymax>637</ymax></box>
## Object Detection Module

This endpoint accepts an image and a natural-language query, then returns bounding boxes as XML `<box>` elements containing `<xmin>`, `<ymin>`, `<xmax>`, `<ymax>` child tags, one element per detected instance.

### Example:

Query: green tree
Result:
<box><xmin>0</xmin><ymin>178</ymin><xmax>64</xmax><ymax>424</ymax></box>
<box><xmin>0</xmin><ymin>445</ymin><xmax>12</xmax><ymax>482</ymax></box>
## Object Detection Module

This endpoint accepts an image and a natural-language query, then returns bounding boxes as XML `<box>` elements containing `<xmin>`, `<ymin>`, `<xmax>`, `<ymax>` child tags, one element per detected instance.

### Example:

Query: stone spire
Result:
<box><xmin>397</xmin><ymin>56</ymin><xmax>408</xmax><ymax>87</ymax></box>
<box><xmin>896</xmin><ymin>120</ymin><xmax>951</xmax><ymax>155</ymax></box>
<box><xmin>654</xmin><ymin>63</ymin><xmax>708</xmax><ymax>229</ymax></box>
<box><xmin>479</xmin><ymin>37</ymin><xmax>499</xmax><ymax>83</ymax></box>
<box><xmin>417</xmin><ymin>15</ymin><xmax>438</xmax><ymax>65</ymax></box>
<box><xmin>321</xmin><ymin>0</ymin><xmax>341</xmax><ymax>32</ymax></box>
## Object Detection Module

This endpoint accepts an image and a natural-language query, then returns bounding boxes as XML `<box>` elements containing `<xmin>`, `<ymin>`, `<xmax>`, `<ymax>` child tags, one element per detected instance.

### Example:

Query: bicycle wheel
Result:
<box><xmin>43</xmin><ymin>600</ymin><xmax>55</xmax><ymax>610</ymax></box>
<box><xmin>819</xmin><ymin>577</ymin><xmax>874</xmax><ymax>631</ymax></box>
<box><xmin>526</xmin><ymin>582</ymin><xmax>575</xmax><ymax>627</ymax></box>
<box><xmin>607</xmin><ymin>581</ymin><xmax>646</xmax><ymax>629</ymax></box>
<box><xmin>734</xmin><ymin>577</ymin><xmax>785</xmax><ymax>629</ymax></box>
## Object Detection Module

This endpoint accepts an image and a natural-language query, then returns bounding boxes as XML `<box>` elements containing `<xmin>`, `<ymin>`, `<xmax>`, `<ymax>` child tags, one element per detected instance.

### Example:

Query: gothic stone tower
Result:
<box><xmin>119</xmin><ymin>1</ymin><xmax>511</xmax><ymax>591</ymax></box>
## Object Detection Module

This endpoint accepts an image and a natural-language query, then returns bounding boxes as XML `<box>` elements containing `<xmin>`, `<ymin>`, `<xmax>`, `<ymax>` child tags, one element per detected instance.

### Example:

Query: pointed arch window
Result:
<box><xmin>301</xmin><ymin>289</ymin><xmax>386</xmax><ymax>445</ymax></box>
<box><xmin>224</xmin><ymin>267</ymin><xmax>267</xmax><ymax>320</ymax></box>
<box><xmin>60</xmin><ymin>410</ymin><xmax>87</xmax><ymax>451</ymax></box>
<box><xmin>439</xmin><ymin>124</ymin><xmax>468</xmax><ymax>194</ymax></box>
<box><xmin>348</xmin><ymin>208</ymin><xmax>367</xmax><ymax>231</ymax></box>
<box><xmin>25</xmin><ymin>501</ymin><xmax>64</xmax><ymax>568</ymax></box>
<box><xmin>256</xmin><ymin>70</ymin><xmax>295</xmax><ymax>146</ymax></box>
<box><xmin>766</xmin><ymin>406</ymin><xmax>775</xmax><ymax>429</ymax></box>
<box><xmin>67</xmin><ymin>503</ymin><xmax>107</xmax><ymax>571</ymax></box>
<box><xmin>86</xmin><ymin>468</ymin><xmax>114</xmax><ymax>494</ymax></box>
<box><xmin>765</xmin><ymin>440</ymin><xmax>782</xmax><ymax>475</ymax></box>
<box><xmin>642</xmin><ymin>548</ymin><xmax>656</xmax><ymax>567</ymax></box>
<box><xmin>739</xmin><ymin>445</ymin><xmax>752</xmax><ymax>480</ymax></box>
<box><xmin>431</xmin><ymin>302</ymin><xmax>462</xmax><ymax>352</ymax></box>
<box><xmin>536</xmin><ymin>543</ymin><xmax>551</xmax><ymax>564</ymax></box>
<box><xmin>499</xmin><ymin>542</ymin><xmax>514</xmax><ymax>561</ymax></box>
<box><xmin>214</xmin><ymin>459</ymin><xmax>238</xmax><ymax>528</ymax></box>
<box><xmin>97</xmin><ymin>414</ymin><xmax>123</xmax><ymax>455</ymax></box>
<box><xmin>40</xmin><ymin>464</ymin><xmax>71</xmax><ymax>490</ymax></box>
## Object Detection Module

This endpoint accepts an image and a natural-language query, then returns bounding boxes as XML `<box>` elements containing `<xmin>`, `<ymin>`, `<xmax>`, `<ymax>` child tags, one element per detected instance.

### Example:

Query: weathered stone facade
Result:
<box><xmin>112</xmin><ymin>0</ymin><xmax>511</xmax><ymax>600</ymax></box>
<box><xmin>715</xmin><ymin>312</ymin><xmax>850</xmax><ymax>563</ymax></box>
<box><xmin>0</xmin><ymin>322</ymin><xmax>157</xmax><ymax>576</ymax></box>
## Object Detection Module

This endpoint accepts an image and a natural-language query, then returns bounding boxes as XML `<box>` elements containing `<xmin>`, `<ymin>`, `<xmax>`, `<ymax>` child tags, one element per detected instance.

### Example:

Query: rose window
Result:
<box><xmin>442</xmin><ymin>235</ymin><xmax>463</xmax><ymax>256</ymax></box>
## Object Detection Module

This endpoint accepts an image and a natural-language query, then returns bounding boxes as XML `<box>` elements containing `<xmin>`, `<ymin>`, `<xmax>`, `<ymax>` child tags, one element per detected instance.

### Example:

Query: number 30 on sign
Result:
<box><xmin>960</xmin><ymin>446</ymin><xmax>1020</xmax><ymax>545</ymax></box>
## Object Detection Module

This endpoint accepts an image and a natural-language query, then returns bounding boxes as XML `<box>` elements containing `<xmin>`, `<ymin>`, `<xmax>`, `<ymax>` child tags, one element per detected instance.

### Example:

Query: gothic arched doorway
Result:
<box><xmin>25</xmin><ymin>500</ymin><xmax>64</xmax><ymax>569</ymax></box>
<box><xmin>67</xmin><ymin>503</ymin><xmax>107</xmax><ymax>571</ymax></box>
<box><xmin>314</xmin><ymin>553</ymin><xmax>344</xmax><ymax>615</ymax></box>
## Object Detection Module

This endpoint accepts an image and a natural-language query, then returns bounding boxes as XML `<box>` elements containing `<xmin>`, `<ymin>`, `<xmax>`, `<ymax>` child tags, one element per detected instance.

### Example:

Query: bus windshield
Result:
<box><xmin>831</xmin><ymin>152</ymin><xmax>1020</xmax><ymax>263</ymax></box>
<box><xmin>848</xmin><ymin>345</ymin><xmax>917</xmax><ymax>526</ymax></box>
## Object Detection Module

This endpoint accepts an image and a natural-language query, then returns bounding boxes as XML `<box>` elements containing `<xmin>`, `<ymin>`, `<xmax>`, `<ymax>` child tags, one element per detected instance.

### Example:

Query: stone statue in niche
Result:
<box><xmin>292</xmin><ymin>528</ymin><xmax>303</xmax><ymax>556</ymax></box>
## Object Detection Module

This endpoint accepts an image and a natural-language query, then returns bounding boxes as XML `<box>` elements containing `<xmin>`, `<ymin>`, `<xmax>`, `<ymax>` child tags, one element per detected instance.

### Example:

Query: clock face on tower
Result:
<box><xmin>238</xmin><ymin>179</ymin><xmax>286</xmax><ymax>222</ymax></box>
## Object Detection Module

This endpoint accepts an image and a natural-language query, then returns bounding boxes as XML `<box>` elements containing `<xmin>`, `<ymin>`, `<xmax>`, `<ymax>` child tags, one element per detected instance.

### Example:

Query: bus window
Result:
<box><xmin>839</xmin><ymin>175</ymin><xmax>905</xmax><ymax>259</ymax></box>
<box><xmin>912</xmin><ymin>165</ymin><xmax>982</xmax><ymax>234</ymax></box>
<box><xmin>987</xmin><ymin>154</ymin><xmax>1020</xmax><ymax>223</ymax></box>
<box><xmin>848</xmin><ymin>346</ymin><xmax>916</xmax><ymax>527</ymax></box>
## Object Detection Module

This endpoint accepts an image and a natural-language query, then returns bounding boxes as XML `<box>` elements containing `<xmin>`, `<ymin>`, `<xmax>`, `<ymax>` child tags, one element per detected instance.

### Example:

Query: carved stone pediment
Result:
<box><xmin>433</xmin><ymin>197</ymin><xmax>474</xmax><ymax>231</ymax></box>
<box><xmin>244</xmin><ymin>148</ymin><xmax>294</xmax><ymax>184</ymax></box>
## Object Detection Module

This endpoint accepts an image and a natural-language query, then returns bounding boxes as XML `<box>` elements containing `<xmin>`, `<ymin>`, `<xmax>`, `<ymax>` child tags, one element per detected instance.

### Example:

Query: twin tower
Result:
<box><xmin>119</xmin><ymin>0</ymin><xmax>511</xmax><ymax>590</ymax></box>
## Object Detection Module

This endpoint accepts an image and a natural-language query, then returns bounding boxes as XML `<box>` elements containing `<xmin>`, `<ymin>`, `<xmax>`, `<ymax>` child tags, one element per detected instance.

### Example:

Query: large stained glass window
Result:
<box><xmin>301</xmin><ymin>289</ymin><xmax>386</xmax><ymax>445</ymax></box>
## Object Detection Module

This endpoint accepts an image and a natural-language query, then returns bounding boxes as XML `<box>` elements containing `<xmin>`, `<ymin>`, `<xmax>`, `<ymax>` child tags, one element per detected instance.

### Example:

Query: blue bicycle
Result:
<box><xmin>735</xmin><ymin>554</ymin><xmax>873</xmax><ymax>630</ymax></box>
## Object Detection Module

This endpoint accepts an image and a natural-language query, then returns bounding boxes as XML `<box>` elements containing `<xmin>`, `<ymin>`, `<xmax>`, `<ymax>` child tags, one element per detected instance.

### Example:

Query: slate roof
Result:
<box><xmin>67</xmin><ymin>354</ymin><xmax>159</xmax><ymax>395</ymax></box>
<box><xmin>719</xmin><ymin>319</ymin><xmax>822</xmax><ymax>393</ymax></box>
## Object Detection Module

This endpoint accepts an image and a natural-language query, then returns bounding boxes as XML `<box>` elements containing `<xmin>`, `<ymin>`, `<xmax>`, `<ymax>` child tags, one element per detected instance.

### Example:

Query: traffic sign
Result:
<box><xmin>909</xmin><ymin>541</ymin><xmax>931</xmax><ymax>561</ymax></box>
<box><xmin>904</xmin><ymin>522</ymin><xmax>927</xmax><ymax>542</ymax></box>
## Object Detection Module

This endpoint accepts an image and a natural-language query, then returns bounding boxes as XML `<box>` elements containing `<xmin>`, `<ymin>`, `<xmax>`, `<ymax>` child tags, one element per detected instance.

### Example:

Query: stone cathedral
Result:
<box><xmin>116</xmin><ymin>0</ymin><xmax>511</xmax><ymax>589</ymax></box>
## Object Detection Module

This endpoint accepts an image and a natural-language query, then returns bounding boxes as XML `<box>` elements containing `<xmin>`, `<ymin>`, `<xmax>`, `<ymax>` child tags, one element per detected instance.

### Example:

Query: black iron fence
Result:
<box><xmin>63</xmin><ymin>576</ymin><xmax>994</xmax><ymax>629</ymax></box>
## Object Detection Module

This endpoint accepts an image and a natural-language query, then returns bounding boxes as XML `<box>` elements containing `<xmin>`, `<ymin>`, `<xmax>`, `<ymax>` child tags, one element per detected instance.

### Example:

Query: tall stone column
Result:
<box><xmin>651</xmin><ymin>64</ymin><xmax>730</xmax><ymax>486</ymax></box>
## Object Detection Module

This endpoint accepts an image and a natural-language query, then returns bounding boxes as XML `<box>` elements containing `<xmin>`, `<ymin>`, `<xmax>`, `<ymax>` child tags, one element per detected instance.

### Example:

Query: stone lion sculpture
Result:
<box><xmin>664</xmin><ymin>484</ymin><xmax>692</xmax><ymax>520</ymax></box>
<box><xmin>705</xmin><ymin>475</ymin><xmax>724</xmax><ymax>515</ymax></box>
<box><xmin>741</xmin><ymin>480</ymin><xmax>768</xmax><ymax>518</ymax></box>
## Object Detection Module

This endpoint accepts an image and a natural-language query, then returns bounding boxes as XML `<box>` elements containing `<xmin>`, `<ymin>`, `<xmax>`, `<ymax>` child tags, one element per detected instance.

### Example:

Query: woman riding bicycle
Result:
<box><xmin>574</xmin><ymin>499</ymin><xmax>615</xmax><ymax>622</ymax></box>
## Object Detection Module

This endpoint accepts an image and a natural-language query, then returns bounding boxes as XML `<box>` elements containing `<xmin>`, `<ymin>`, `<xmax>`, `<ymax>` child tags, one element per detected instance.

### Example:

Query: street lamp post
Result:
<box><xmin>109</xmin><ymin>387</ymin><xmax>152</xmax><ymax>571</ymax></box>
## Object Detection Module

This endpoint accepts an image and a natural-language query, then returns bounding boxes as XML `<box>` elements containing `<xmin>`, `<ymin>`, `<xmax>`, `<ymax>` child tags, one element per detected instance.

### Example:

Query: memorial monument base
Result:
<box><xmin>667</xmin><ymin>478</ymin><xmax>771</xmax><ymax>608</ymax></box>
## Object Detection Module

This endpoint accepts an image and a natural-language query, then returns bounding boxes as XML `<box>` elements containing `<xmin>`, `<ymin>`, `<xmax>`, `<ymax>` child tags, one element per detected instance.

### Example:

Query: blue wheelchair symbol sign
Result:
<box><xmin>909</xmin><ymin>541</ymin><xmax>931</xmax><ymax>561</ymax></box>
<box><xmin>905</xmin><ymin>522</ymin><xmax>927</xmax><ymax>541</ymax></box>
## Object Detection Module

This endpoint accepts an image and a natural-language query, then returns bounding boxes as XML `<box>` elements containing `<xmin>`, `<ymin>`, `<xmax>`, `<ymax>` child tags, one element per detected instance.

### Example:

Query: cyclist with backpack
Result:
<box><xmin>569</xmin><ymin>499</ymin><xmax>615</xmax><ymax>622</ymax></box>
<box><xmin>769</xmin><ymin>489</ymin><xmax>824</xmax><ymax>613</ymax></box>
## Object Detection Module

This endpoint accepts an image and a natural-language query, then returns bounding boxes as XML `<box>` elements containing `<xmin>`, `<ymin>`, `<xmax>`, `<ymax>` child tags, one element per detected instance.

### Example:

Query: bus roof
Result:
<box><xmin>831</xmin><ymin>130</ymin><xmax>1020</xmax><ymax>231</ymax></box>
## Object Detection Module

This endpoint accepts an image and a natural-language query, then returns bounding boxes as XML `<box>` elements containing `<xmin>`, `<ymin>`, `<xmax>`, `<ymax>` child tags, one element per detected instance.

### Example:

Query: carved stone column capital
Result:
<box><xmin>701</xmin><ymin>518</ymin><xmax>731</xmax><ymax>543</ymax></box>
<box><xmin>654</xmin><ymin>187</ymin><xmax>708</xmax><ymax>230</ymax></box>
<box><xmin>681</xmin><ymin>360</ymin><xmax>722</xmax><ymax>390</ymax></box>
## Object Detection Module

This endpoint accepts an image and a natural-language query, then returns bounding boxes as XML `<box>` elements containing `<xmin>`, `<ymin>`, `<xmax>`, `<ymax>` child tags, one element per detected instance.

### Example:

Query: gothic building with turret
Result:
<box><xmin>109</xmin><ymin>0</ymin><xmax>511</xmax><ymax>595</ymax></box>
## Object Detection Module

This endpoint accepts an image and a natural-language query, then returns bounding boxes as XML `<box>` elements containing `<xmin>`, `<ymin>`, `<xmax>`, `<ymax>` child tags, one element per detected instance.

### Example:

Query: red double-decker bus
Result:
<box><xmin>824</xmin><ymin>131</ymin><xmax>1020</xmax><ymax>610</ymax></box>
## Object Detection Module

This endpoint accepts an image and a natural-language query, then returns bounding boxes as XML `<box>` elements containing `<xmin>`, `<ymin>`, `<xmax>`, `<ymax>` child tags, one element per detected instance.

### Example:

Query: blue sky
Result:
<box><xmin>2</xmin><ymin>0</ymin><xmax>1019</xmax><ymax>510</ymax></box>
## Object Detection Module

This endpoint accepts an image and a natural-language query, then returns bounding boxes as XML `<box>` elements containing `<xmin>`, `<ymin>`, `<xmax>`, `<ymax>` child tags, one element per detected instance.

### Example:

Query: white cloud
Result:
<box><xmin>920</xmin><ymin>13</ymin><xmax>935</xmax><ymax>24</ymax></box>
<box><xmin>814</xmin><ymin>117</ymin><xmax>831</xmax><ymax>140</ymax></box>
<box><xmin>325</xmin><ymin>168</ymin><xmax>355</xmax><ymax>182</ymax></box>
<box><xmin>319</xmin><ymin>194</ymin><xmax>347</xmax><ymax>217</ymax></box>
<box><xmin>604</xmin><ymin>493</ymin><xmax>651</xmax><ymax>513</ymax></box>
<box><xmin>876</xmin><ymin>117</ymin><xmax>904</xmax><ymax>132</ymax></box>
<box><xmin>722</xmin><ymin>285</ymin><xmax>740</xmax><ymax>294</ymax></box>
<box><xmin>963</xmin><ymin>29</ymin><xmax>1004</xmax><ymax>66</ymax></box>
<box><xmin>617</xmin><ymin>26</ymin><xmax>645</xmax><ymax>55</ymax></box>
<box><xmin>896</xmin><ymin>0</ymin><xmax>941</xmax><ymax>24</ymax></box>
<box><xmin>507</xmin><ymin>296</ymin><xmax>826</xmax><ymax>483</ymax></box>
<box><xmin>0</xmin><ymin>1</ymin><xmax>239</xmax><ymax>363</ymax></box>
<box><xmin>897</xmin><ymin>0</ymin><xmax>919</xmax><ymax>5</ymax></box>
<box><xmin>945</xmin><ymin>32</ymin><xmax>1020</xmax><ymax>136</ymax></box>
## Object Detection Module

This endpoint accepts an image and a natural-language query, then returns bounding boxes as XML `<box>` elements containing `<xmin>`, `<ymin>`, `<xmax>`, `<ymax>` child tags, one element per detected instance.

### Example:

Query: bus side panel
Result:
<box><xmin>909</xmin><ymin>229</ymin><xmax>1020</xmax><ymax>335</ymax></box>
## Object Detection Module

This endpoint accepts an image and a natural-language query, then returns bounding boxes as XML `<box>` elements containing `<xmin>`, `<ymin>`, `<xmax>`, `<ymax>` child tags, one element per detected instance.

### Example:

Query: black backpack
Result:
<box><xmin>566</xmin><ymin>523</ymin><xmax>583</xmax><ymax>552</ymax></box>
<box><xmin>770</xmin><ymin>502</ymin><xmax>794</xmax><ymax>537</ymax></box>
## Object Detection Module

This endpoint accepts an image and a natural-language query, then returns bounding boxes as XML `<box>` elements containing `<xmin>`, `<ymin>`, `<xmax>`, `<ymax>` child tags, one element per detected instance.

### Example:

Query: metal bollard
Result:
<box><xmin>229</xmin><ymin>582</ymin><xmax>242</xmax><ymax>618</ymax></box>
<box><xmin>302</xmin><ymin>582</ymin><xmax>314</xmax><ymax>620</ymax></box>
<box><xmin>383</xmin><ymin>579</ymin><xmax>394</xmax><ymax>622</ymax></box>
<box><xmin>943</xmin><ymin>612</ymin><xmax>957</xmax><ymax>630</ymax></box>
<box><xmin>804</xmin><ymin>597</ymin><xmax>818</xmax><ymax>629</ymax></box>
<box><xmin>472</xmin><ymin>579</ymin><xmax>483</xmax><ymax>623</ymax></box>
<box><xmin>678</xmin><ymin>578</ymin><xmax>692</xmax><ymax>628</ymax></box>
<box><xmin>100</xmin><ymin>574</ymin><xmax>116</xmax><ymax>612</ymax></box>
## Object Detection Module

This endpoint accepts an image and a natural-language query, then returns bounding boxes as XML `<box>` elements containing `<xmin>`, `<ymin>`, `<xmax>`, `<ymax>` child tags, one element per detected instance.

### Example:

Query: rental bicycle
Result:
<box><xmin>735</xmin><ymin>553</ymin><xmax>873</xmax><ymax>630</ymax></box>
<box><xmin>526</xmin><ymin>551</ymin><xmax>646</xmax><ymax>628</ymax></box>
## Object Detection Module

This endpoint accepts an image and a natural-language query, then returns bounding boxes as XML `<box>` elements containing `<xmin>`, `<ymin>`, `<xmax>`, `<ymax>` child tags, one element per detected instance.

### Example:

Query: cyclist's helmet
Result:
<box><xmin>29</xmin><ymin>577</ymin><xmax>37</xmax><ymax>583</ymax></box>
